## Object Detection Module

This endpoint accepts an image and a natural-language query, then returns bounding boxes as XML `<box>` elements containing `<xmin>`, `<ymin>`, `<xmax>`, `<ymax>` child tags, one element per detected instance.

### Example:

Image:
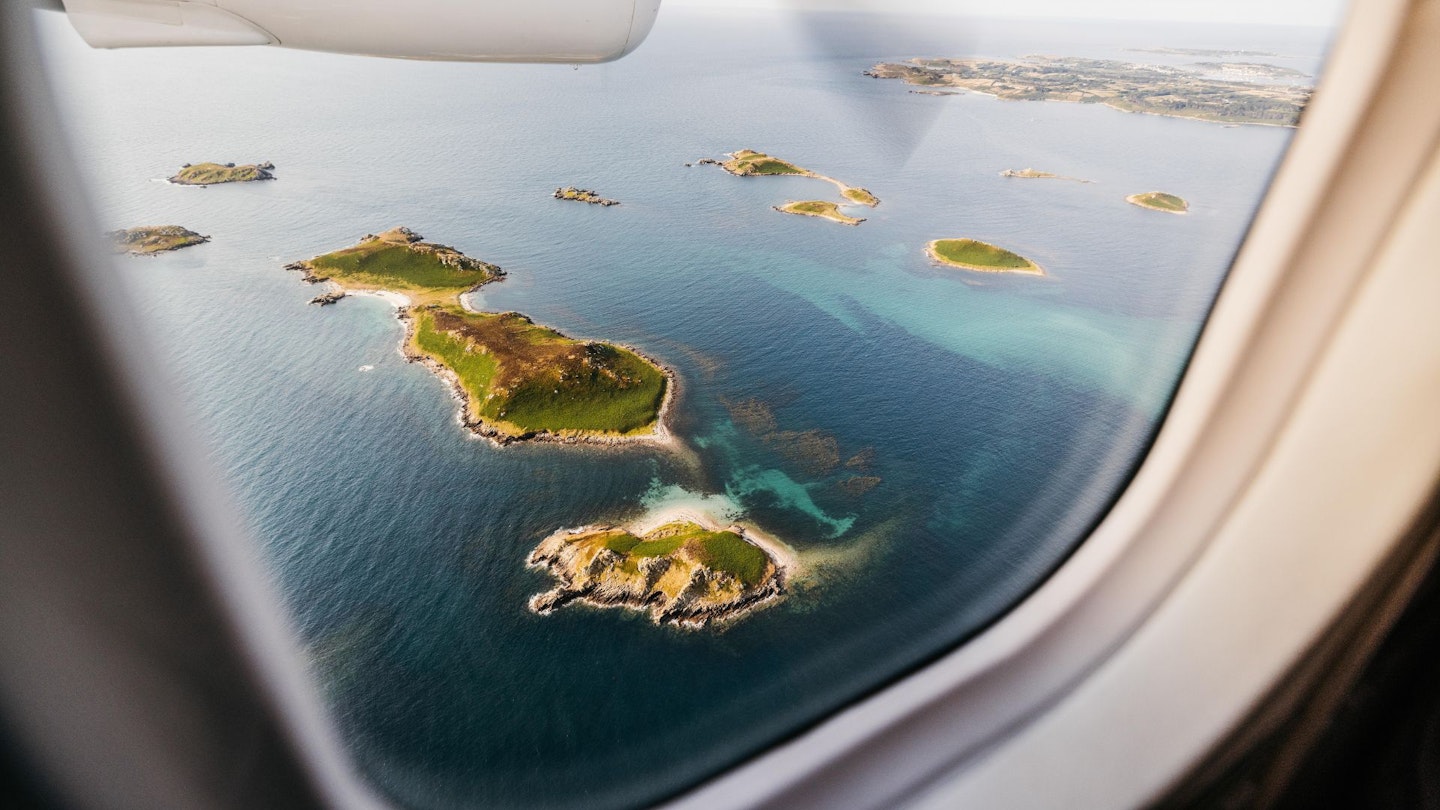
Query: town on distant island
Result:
<box><xmin>1001</xmin><ymin>168</ymin><xmax>1091</xmax><ymax>183</ymax></box>
<box><xmin>169</xmin><ymin>161</ymin><xmax>276</xmax><ymax>186</ymax></box>
<box><xmin>284</xmin><ymin>226</ymin><xmax>671</xmax><ymax>446</ymax></box>
<box><xmin>109</xmin><ymin>225</ymin><xmax>209</xmax><ymax>255</ymax></box>
<box><xmin>528</xmin><ymin>512</ymin><xmax>794</xmax><ymax>628</ymax></box>
<box><xmin>866</xmin><ymin>56</ymin><xmax>1311</xmax><ymax>126</ymax></box>
<box><xmin>702</xmin><ymin>150</ymin><xmax>880</xmax><ymax>225</ymax></box>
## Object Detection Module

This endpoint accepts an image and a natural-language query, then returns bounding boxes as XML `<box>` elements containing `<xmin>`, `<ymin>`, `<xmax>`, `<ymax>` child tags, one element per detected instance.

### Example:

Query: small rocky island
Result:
<box><xmin>554</xmin><ymin>187</ymin><xmax>620</xmax><ymax>206</ymax></box>
<box><xmin>108</xmin><ymin>225</ymin><xmax>209</xmax><ymax>255</ymax></box>
<box><xmin>1127</xmin><ymin>191</ymin><xmax>1190</xmax><ymax>214</ymax></box>
<box><xmin>170</xmin><ymin>161</ymin><xmax>276</xmax><ymax>186</ymax></box>
<box><xmin>286</xmin><ymin>227</ymin><xmax>671</xmax><ymax>445</ymax></box>
<box><xmin>711</xmin><ymin>149</ymin><xmax>880</xmax><ymax>225</ymax></box>
<box><xmin>928</xmin><ymin>238</ymin><xmax>1044</xmax><ymax>276</ymax></box>
<box><xmin>866</xmin><ymin>56</ymin><xmax>1311</xmax><ymax>127</ymax></box>
<box><xmin>528</xmin><ymin>517</ymin><xmax>790</xmax><ymax>628</ymax></box>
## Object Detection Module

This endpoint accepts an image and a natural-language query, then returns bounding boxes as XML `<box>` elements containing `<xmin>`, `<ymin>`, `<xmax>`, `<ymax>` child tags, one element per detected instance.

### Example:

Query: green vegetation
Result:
<box><xmin>527</xmin><ymin>519</ymin><xmax>786</xmax><ymax>627</ymax></box>
<box><xmin>411</xmin><ymin>308</ymin><xmax>667</xmax><ymax>439</ymax></box>
<box><xmin>867</xmin><ymin>56</ymin><xmax>1311</xmax><ymax>127</ymax></box>
<box><xmin>722</xmin><ymin>150</ymin><xmax>806</xmax><ymax>176</ymax></box>
<box><xmin>108</xmin><ymin>225</ymin><xmax>209</xmax><ymax>255</ymax></box>
<box><xmin>777</xmin><ymin>200</ymin><xmax>865</xmax><ymax>226</ymax></box>
<box><xmin>1127</xmin><ymin>191</ymin><xmax>1190</xmax><ymax>214</ymax></box>
<box><xmin>288</xmin><ymin>226</ymin><xmax>669</xmax><ymax>443</ymax></box>
<box><xmin>928</xmin><ymin>238</ymin><xmax>1044</xmax><ymax>275</ymax></box>
<box><xmin>843</xmin><ymin>187</ymin><xmax>880</xmax><ymax>206</ymax></box>
<box><xmin>170</xmin><ymin>161</ymin><xmax>275</xmax><ymax>185</ymax></box>
<box><xmin>302</xmin><ymin>227</ymin><xmax>502</xmax><ymax>303</ymax></box>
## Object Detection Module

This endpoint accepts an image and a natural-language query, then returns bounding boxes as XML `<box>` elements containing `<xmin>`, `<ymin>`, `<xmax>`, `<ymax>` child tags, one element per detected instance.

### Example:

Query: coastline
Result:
<box><xmin>926</xmin><ymin>241</ymin><xmax>1045</xmax><ymax>276</ymax></box>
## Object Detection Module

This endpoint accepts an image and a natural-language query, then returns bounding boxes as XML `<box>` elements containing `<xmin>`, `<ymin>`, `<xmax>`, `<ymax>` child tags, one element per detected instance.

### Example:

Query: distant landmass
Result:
<box><xmin>866</xmin><ymin>56</ymin><xmax>1311</xmax><ymax>127</ymax></box>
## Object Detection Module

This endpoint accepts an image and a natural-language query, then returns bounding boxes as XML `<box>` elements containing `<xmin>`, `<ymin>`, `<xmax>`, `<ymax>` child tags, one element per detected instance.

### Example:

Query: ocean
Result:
<box><xmin>37</xmin><ymin>8</ymin><xmax>1331</xmax><ymax>809</ymax></box>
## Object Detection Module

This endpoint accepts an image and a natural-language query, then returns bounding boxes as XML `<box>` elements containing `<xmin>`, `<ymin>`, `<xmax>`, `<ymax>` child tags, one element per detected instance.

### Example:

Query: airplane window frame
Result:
<box><xmin>1</xmin><ymin>0</ymin><xmax>1437</xmax><ymax>808</ymax></box>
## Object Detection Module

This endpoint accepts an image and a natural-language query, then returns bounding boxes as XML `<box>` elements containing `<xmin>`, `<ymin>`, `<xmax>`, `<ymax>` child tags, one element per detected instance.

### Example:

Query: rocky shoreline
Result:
<box><xmin>554</xmin><ymin>187</ymin><xmax>620</xmax><ymax>206</ymax></box>
<box><xmin>526</xmin><ymin>517</ymin><xmax>789</xmax><ymax>629</ymax></box>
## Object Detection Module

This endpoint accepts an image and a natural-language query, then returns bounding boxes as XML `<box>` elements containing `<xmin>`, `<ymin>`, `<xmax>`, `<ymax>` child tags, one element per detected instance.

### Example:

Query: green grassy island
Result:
<box><xmin>170</xmin><ymin>161</ymin><xmax>275</xmax><ymax>185</ymax></box>
<box><xmin>776</xmin><ymin>200</ymin><xmax>865</xmax><ymax>226</ymax></box>
<box><xmin>1127</xmin><ymin>191</ymin><xmax>1190</xmax><ymax>214</ymax></box>
<box><xmin>528</xmin><ymin>518</ymin><xmax>789</xmax><ymax>628</ymax></box>
<box><xmin>928</xmin><ymin>238</ymin><xmax>1044</xmax><ymax>276</ymax></box>
<box><xmin>108</xmin><ymin>225</ymin><xmax>209</xmax><ymax>255</ymax></box>
<box><xmin>714</xmin><ymin>149</ymin><xmax>880</xmax><ymax>224</ymax></box>
<box><xmin>286</xmin><ymin>227</ymin><xmax>670</xmax><ymax>445</ymax></box>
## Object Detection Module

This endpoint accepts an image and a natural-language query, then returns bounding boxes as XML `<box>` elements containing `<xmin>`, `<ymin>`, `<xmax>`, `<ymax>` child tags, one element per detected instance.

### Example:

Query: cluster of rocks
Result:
<box><xmin>309</xmin><ymin>291</ymin><xmax>346</xmax><ymax>307</ymax></box>
<box><xmin>554</xmin><ymin>187</ymin><xmax>620</xmax><ymax>206</ymax></box>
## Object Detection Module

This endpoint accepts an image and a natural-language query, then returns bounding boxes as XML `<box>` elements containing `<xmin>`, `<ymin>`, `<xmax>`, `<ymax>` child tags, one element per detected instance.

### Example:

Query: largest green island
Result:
<box><xmin>286</xmin><ymin>227</ymin><xmax>672</xmax><ymax>445</ymax></box>
<box><xmin>866</xmin><ymin>56</ymin><xmax>1311</xmax><ymax>127</ymax></box>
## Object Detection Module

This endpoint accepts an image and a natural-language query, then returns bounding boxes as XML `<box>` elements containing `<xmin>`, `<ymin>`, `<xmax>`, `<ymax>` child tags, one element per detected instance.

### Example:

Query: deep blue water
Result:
<box><xmin>39</xmin><ymin>9</ymin><xmax>1330</xmax><ymax>809</ymax></box>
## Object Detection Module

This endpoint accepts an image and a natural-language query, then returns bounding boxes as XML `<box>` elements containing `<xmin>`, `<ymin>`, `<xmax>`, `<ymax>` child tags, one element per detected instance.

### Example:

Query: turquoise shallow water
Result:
<box><xmin>39</xmin><ymin>9</ymin><xmax>1330</xmax><ymax>809</ymax></box>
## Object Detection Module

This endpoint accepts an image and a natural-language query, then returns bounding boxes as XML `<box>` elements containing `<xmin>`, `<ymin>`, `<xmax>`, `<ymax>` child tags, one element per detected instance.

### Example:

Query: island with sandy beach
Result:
<box><xmin>527</xmin><ymin>511</ymin><xmax>793</xmax><ymax>628</ymax></box>
<box><xmin>775</xmin><ymin>200</ymin><xmax>865</xmax><ymax>226</ymax></box>
<box><xmin>709</xmin><ymin>149</ymin><xmax>880</xmax><ymax>225</ymax></box>
<box><xmin>108</xmin><ymin>225</ymin><xmax>209</xmax><ymax>255</ymax></box>
<box><xmin>170</xmin><ymin>161</ymin><xmax>275</xmax><ymax>186</ymax></box>
<box><xmin>1127</xmin><ymin>191</ymin><xmax>1190</xmax><ymax>214</ymax></box>
<box><xmin>928</xmin><ymin>238</ymin><xmax>1044</xmax><ymax>276</ymax></box>
<box><xmin>285</xmin><ymin>227</ymin><xmax>671</xmax><ymax>445</ymax></box>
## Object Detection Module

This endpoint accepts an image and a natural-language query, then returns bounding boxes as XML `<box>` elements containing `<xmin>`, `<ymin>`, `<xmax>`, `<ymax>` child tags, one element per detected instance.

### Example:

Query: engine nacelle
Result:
<box><xmin>59</xmin><ymin>0</ymin><xmax>663</xmax><ymax>63</ymax></box>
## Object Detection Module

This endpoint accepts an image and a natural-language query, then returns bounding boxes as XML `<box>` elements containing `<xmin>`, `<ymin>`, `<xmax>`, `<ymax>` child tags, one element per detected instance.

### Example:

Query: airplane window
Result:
<box><xmin>33</xmin><ymin>0</ymin><xmax>1347</xmax><ymax>807</ymax></box>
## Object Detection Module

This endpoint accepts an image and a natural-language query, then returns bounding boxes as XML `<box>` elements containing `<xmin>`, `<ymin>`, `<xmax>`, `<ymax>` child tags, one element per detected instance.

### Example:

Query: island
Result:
<box><xmin>554</xmin><ymin>187</ymin><xmax>620</xmax><ymax>206</ymax></box>
<box><xmin>865</xmin><ymin>56</ymin><xmax>1311</xmax><ymax>127</ymax></box>
<box><xmin>108</xmin><ymin>225</ymin><xmax>209</xmax><ymax>255</ymax></box>
<box><xmin>169</xmin><ymin>161</ymin><xmax>275</xmax><ymax>186</ymax></box>
<box><xmin>710</xmin><ymin>149</ymin><xmax>880</xmax><ymax>225</ymax></box>
<box><xmin>1000</xmin><ymin>167</ymin><xmax>1091</xmax><ymax>183</ymax></box>
<box><xmin>775</xmin><ymin>200</ymin><xmax>865</xmax><ymax>226</ymax></box>
<box><xmin>285</xmin><ymin>227</ymin><xmax>671</xmax><ymax>445</ymax></box>
<box><xmin>527</xmin><ymin>515</ymin><xmax>792</xmax><ymax>628</ymax></box>
<box><xmin>927</xmin><ymin>238</ymin><xmax>1044</xmax><ymax>276</ymax></box>
<box><xmin>1127</xmin><ymin>191</ymin><xmax>1190</xmax><ymax>214</ymax></box>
